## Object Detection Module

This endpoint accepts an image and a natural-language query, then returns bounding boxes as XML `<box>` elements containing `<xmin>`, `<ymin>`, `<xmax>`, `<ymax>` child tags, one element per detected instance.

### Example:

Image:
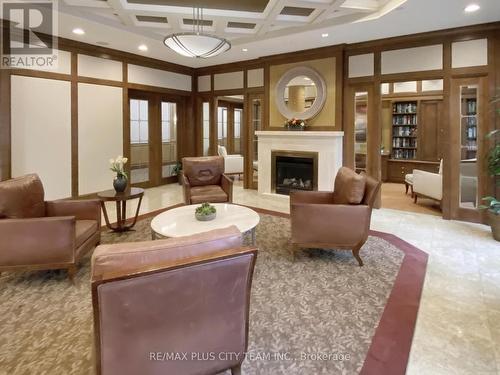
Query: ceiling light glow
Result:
<box><xmin>138</xmin><ymin>44</ymin><xmax>148</xmax><ymax>51</ymax></box>
<box><xmin>321</xmin><ymin>33</ymin><xmax>329</xmax><ymax>38</ymax></box>
<box><xmin>464</xmin><ymin>4</ymin><xmax>480</xmax><ymax>12</ymax></box>
<box><xmin>242</xmin><ymin>48</ymin><xmax>248</xmax><ymax>52</ymax></box>
<box><xmin>72</xmin><ymin>28</ymin><xmax>85</xmax><ymax>35</ymax></box>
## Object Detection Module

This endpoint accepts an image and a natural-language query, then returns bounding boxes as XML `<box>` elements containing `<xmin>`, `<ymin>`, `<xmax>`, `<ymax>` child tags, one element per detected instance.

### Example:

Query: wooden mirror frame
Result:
<box><xmin>274</xmin><ymin>66</ymin><xmax>327</xmax><ymax>120</ymax></box>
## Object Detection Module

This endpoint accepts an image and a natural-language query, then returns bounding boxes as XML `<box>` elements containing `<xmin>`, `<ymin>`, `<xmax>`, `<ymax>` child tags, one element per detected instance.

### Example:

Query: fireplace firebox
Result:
<box><xmin>271</xmin><ymin>151</ymin><xmax>318</xmax><ymax>195</ymax></box>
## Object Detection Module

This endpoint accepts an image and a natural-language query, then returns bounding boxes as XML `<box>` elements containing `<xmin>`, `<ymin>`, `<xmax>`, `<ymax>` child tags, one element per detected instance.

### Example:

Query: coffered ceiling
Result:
<box><xmin>54</xmin><ymin>0</ymin><xmax>500</xmax><ymax>67</ymax></box>
<box><xmin>60</xmin><ymin>0</ymin><xmax>407</xmax><ymax>44</ymax></box>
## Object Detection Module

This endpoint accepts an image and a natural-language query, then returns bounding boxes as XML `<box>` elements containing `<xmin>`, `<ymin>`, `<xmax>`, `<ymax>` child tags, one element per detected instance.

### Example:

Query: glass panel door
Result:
<box><xmin>129</xmin><ymin>98</ymin><xmax>150</xmax><ymax>184</ymax></box>
<box><xmin>202</xmin><ymin>101</ymin><xmax>210</xmax><ymax>156</ymax></box>
<box><xmin>459</xmin><ymin>85</ymin><xmax>479</xmax><ymax>209</ymax></box>
<box><xmin>250</xmin><ymin>96</ymin><xmax>262</xmax><ymax>188</ymax></box>
<box><xmin>161</xmin><ymin>101</ymin><xmax>177</xmax><ymax>178</ymax></box>
<box><xmin>354</xmin><ymin>91</ymin><xmax>368</xmax><ymax>173</ymax></box>
<box><xmin>217</xmin><ymin>106</ymin><xmax>228</xmax><ymax>148</ymax></box>
<box><xmin>234</xmin><ymin>108</ymin><xmax>242</xmax><ymax>155</ymax></box>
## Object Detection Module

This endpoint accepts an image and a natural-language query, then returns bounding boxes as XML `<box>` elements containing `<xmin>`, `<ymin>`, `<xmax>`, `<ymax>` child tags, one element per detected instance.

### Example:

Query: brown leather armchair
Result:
<box><xmin>182</xmin><ymin>156</ymin><xmax>233</xmax><ymax>205</ymax></box>
<box><xmin>0</xmin><ymin>174</ymin><xmax>101</xmax><ymax>280</ymax></box>
<box><xmin>290</xmin><ymin>167</ymin><xmax>381</xmax><ymax>266</ymax></box>
<box><xmin>91</xmin><ymin>226</ymin><xmax>257</xmax><ymax>375</ymax></box>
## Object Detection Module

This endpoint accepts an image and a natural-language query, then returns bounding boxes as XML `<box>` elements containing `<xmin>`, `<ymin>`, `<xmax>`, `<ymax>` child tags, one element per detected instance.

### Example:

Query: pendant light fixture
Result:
<box><xmin>164</xmin><ymin>7</ymin><xmax>231</xmax><ymax>58</ymax></box>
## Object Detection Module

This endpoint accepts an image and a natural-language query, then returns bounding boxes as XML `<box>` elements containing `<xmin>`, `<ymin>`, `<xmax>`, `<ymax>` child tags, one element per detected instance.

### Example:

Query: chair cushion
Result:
<box><xmin>190</xmin><ymin>185</ymin><xmax>228</xmax><ymax>204</ymax></box>
<box><xmin>405</xmin><ymin>174</ymin><xmax>414</xmax><ymax>184</ymax></box>
<box><xmin>333</xmin><ymin>167</ymin><xmax>366</xmax><ymax>205</ymax></box>
<box><xmin>182</xmin><ymin>156</ymin><xmax>224</xmax><ymax>187</ymax></box>
<box><xmin>76</xmin><ymin>220</ymin><xmax>98</xmax><ymax>248</ymax></box>
<box><xmin>0</xmin><ymin>174</ymin><xmax>45</xmax><ymax>219</ymax></box>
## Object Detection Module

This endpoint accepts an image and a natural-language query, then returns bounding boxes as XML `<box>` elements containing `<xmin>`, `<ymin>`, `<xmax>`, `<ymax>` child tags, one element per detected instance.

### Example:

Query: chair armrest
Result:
<box><xmin>221</xmin><ymin>174</ymin><xmax>233</xmax><ymax>203</ymax></box>
<box><xmin>413</xmin><ymin>170</ymin><xmax>442</xmax><ymax>200</ymax></box>
<box><xmin>290</xmin><ymin>203</ymin><xmax>371</xmax><ymax>247</ymax></box>
<box><xmin>182</xmin><ymin>174</ymin><xmax>191</xmax><ymax>204</ymax></box>
<box><xmin>46</xmin><ymin>199</ymin><xmax>101</xmax><ymax>225</ymax></box>
<box><xmin>290</xmin><ymin>190</ymin><xmax>334</xmax><ymax>205</ymax></box>
<box><xmin>0</xmin><ymin>217</ymin><xmax>76</xmax><ymax>266</ymax></box>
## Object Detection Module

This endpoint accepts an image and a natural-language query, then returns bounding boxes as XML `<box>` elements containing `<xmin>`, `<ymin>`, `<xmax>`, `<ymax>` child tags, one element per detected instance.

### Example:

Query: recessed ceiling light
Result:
<box><xmin>72</xmin><ymin>28</ymin><xmax>85</xmax><ymax>35</ymax></box>
<box><xmin>242</xmin><ymin>48</ymin><xmax>248</xmax><ymax>52</ymax></box>
<box><xmin>321</xmin><ymin>33</ymin><xmax>329</xmax><ymax>38</ymax></box>
<box><xmin>464</xmin><ymin>3</ymin><xmax>480</xmax><ymax>12</ymax></box>
<box><xmin>138</xmin><ymin>44</ymin><xmax>148</xmax><ymax>51</ymax></box>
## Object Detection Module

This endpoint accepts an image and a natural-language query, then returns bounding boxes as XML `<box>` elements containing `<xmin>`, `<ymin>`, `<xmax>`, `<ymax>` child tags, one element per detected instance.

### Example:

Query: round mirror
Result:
<box><xmin>275</xmin><ymin>67</ymin><xmax>326</xmax><ymax>120</ymax></box>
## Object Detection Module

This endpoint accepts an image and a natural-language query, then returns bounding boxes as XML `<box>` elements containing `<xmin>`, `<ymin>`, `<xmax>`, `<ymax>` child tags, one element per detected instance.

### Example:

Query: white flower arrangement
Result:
<box><xmin>110</xmin><ymin>155</ymin><xmax>128</xmax><ymax>180</ymax></box>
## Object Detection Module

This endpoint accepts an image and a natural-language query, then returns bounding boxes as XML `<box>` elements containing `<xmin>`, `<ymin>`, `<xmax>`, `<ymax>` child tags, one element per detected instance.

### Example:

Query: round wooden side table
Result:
<box><xmin>97</xmin><ymin>187</ymin><xmax>144</xmax><ymax>232</ymax></box>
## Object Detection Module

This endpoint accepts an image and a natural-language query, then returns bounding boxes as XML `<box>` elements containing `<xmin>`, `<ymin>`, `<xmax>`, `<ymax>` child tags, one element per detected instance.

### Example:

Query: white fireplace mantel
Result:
<box><xmin>256</xmin><ymin>130</ymin><xmax>344</xmax><ymax>196</ymax></box>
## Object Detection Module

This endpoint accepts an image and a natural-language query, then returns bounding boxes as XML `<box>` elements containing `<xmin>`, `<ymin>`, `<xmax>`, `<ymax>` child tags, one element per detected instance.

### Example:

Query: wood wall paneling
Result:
<box><xmin>0</xmin><ymin>69</ymin><xmax>11</xmax><ymax>181</ymax></box>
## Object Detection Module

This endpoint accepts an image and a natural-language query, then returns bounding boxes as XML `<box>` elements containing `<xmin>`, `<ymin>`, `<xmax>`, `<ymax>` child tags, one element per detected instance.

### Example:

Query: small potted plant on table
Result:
<box><xmin>195</xmin><ymin>202</ymin><xmax>217</xmax><ymax>221</ymax></box>
<box><xmin>110</xmin><ymin>156</ymin><xmax>128</xmax><ymax>193</ymax></box>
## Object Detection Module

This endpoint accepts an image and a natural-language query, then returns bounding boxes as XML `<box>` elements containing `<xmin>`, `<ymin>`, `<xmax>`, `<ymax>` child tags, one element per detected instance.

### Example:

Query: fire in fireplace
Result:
<box><xmin>271</xmin><ymin>151</ymin><xmax>318</xmax><ymax>195</ymax></box>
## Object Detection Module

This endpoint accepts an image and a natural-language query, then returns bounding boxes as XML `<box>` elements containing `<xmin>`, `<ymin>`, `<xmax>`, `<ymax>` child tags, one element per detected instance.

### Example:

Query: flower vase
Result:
<box><xmin>113</xmin><ymin>175</ymin><xmax>127</xmax><ymax>193</ymax></box>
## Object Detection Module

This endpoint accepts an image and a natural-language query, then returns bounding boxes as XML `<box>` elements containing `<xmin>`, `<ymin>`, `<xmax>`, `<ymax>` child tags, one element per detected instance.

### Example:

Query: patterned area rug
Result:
<box><xmin>0</xmin><ymin>212</ymin><xmax>407</xmax><ymax>374</ymax></box>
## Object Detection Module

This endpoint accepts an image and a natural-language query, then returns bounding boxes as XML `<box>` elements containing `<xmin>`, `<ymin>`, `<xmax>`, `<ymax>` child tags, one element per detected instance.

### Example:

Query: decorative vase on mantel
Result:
<box><xmin>109</xmin><ymin>156</ymin><xmax>128</xmax><ymax>193</ymax></box>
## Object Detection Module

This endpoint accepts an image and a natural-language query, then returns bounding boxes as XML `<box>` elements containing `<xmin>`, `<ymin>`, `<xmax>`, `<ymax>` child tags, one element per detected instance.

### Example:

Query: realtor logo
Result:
<box><xmin>1</xmin><ymin>0</ymin><xmax>58</xmax><ymax>69</ymax></box>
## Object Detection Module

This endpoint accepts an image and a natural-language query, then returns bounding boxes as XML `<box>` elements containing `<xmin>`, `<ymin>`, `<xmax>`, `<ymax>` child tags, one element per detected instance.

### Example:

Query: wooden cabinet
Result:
<box><xmin>387</xmin><ymin>159</ymin><xmax>440</xmax><ymax>183</ymax></box>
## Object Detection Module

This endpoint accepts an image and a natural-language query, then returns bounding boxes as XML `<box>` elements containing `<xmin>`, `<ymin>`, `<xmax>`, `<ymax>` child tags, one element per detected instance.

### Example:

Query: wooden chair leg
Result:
<box><xmin>67</xmin><ymin>265</ymin><xmax>78</xmax><ymax>284</ymax></box>
<box><xmin>405</xmin><ymin>182</ymin><xmax>409</xmax><ymax>194</ymax></box>
<box><xmin>414</xmin><ymin>194</ymin><xmax>418</xmax><ymax>204</ymax></box>
<box><xmin>352</xmin><ymin>245</ymin><xmax>363</xmax><ymax>267</ymax></box>
<box><xmin>231</xmin><ymin>364</ymin><xmax>242</xmax><ymax>375</ymax></box>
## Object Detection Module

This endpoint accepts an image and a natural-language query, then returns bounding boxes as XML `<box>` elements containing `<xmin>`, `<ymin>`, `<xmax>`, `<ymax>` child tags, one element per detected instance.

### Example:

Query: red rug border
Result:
<box><xmin>102</xmin><ymin>203</ymin><xmax>428</xmax><ymax>374</ymax></box>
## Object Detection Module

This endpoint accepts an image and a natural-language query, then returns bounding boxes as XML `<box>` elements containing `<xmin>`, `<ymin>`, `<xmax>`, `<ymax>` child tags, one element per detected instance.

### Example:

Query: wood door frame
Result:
<box><xmin>245</xmin><ymin>92</ymin><xmax>264</xmax><ymax>189</ymax></box>
<box><xmin>449</xmin><ymin>76</ymin><xmax>488</xmax><ymax>223</ymax></box>
<box><xmin>345</xmin><ymin>83</ymin><xmax>382</xmax><ymax>207</ymax></box>
<box><xmin>128</xmin><ymin>90</ymin><xmax>184</xmax><ymax>188</ymax></box>
<box><xmin>217</xmin><ymin>99</ymin><xmax>244</xmax><ymax>154</ymax></box>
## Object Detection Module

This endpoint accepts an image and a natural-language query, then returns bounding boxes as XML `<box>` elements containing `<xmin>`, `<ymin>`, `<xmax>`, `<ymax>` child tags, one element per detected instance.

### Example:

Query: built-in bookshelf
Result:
<box><xmin>392</xmin><ymin>101</ymin><xmax>418</xmax><ymax>160</ymax></box>
<box><xmin>461</xmin><ymin>97</ymin><xmax>477</xmax><ymax>160</ymax></box>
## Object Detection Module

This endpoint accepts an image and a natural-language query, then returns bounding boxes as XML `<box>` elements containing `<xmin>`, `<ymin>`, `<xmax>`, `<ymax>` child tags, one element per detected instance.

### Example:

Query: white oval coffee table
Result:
<box><xmin>151</xmin><ymin>203</ymin><xmax>260</xmax><ymax>245</ymax></box>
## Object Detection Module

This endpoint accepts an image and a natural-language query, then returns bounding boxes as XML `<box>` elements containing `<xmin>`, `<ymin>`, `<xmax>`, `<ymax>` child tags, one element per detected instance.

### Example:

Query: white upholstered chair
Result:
<box><xmin>413</xmin><ymin>159</ymin><xmax>443</xmax><ymax>204</ymax></box>
<box><xmin>218</xmin><ymin>145</ymin><xmax>244</xmax><ymax>176</ymax></box>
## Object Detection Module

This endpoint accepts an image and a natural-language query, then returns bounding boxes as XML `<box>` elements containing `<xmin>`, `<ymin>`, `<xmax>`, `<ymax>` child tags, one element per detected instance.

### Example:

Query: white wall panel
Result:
<box><xmin>198</xmin><ymin>75</ymin><xmax>211</xmax><ymax>92</ymax></box>
<box><xmin>348</xmin><ymin>53</ymin><xmax>374</xmax><ymax>78</ymax></box>
<box><xmin>247</xmin><ymin>68</ymin><xmax>264</xmax><ymax>87</ymax></box>
<box><xmin>214</xmin><ymin>71</ymin><xmax>244</xmax><ymax>91</ymax></box>
<box><xmin>78</xmin><ymin>54</ymin><xmax>122</xmax><ymax>81</ymax></box>
<box><xmin>11</xmin><ymin>76</ymin><xmax>71</xmax><ymax>200</ymax></box>
<box><xmin>17</xmin><ymin>49</ymin><xmax>71</xmax><ymax>74</ymax></box>
<box><xmin>78</xmin><ymin>83</ymin><xmax>123</xmax><ymax>195</ymax></box>
<box><xmin>128</xmin><ymin>64</ymin><xmax>191</xmax><ymax>91</ymax></box>
<box><xmin>393</xmin><ymin>81</ymin><xmax>417</xmax><ymax>93</ymax></box>
<box><xmin>452</xmin><ymin>39</ymin><xmax>488</xmax><ymax>68</ymax></box>
<box><xmin>422</xmin><ymin>79</ymin><xmax>443</xmax><ymax>91</ymax></box>
<box><xmin>382</xmin><ymin>45</ymin><xmax>443</xmax><ymax>74</ymax></box>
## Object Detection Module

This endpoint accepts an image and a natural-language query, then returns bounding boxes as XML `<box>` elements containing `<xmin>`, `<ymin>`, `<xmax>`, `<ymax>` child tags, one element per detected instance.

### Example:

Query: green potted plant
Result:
<box><xmin>172</xmin><ymin>161</ymin><xmax>183</xmax><ymax>185</ymax></box>
<box><xmin>195</xmin><ymin>202</ymin><xmax>217</xmax><ymax>221</ymax></box>
<box><xmin>480</xmin><ymin>92</ymin><xmax>500</xmax><ymax>241</ymax></box>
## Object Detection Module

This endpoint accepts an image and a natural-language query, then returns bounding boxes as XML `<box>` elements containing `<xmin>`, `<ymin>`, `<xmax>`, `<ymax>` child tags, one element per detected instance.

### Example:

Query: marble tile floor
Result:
<box><xmin>101</xmin><ymin>182</ymin><xmax>500</xmax><ymax>374</ymax></box>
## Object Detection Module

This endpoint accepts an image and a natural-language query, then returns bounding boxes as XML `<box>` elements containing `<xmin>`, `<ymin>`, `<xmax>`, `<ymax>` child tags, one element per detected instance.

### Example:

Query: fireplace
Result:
<box><xmin>271</xmin><ymin>150</ymin><xmax>318</xmax><ymax>195</ymax></box>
